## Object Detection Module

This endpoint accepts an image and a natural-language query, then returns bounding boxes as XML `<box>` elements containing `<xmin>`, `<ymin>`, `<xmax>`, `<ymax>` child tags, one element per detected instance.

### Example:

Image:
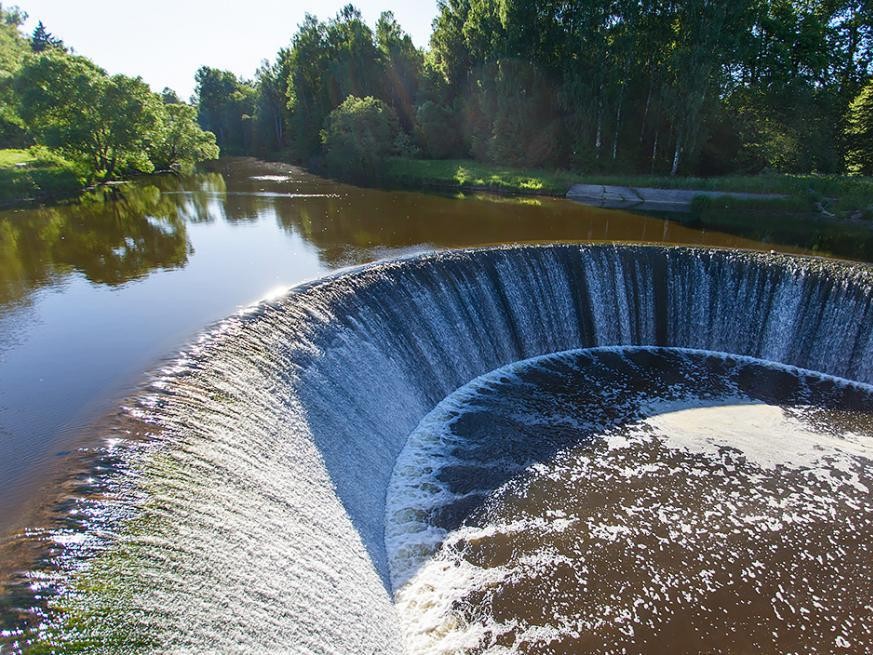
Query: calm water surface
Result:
<box><xmin>0</xmin><ymin>157</ymin><xmax>815</xmax><ymax>536</ymax></box>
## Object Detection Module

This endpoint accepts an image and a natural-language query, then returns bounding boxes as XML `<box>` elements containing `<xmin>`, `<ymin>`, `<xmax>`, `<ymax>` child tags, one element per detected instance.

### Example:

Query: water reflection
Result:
<box><xmin>206</xmin><ymin>158</ymin><xmax>796</xmax><ymax>268</ymax></box>
<box><xmin>0</xmin><ymin>157</ymin><xmax>823</xmax><ymax>313</ymax></box>
<box><xmin>0</xmin><ymin>186</ymin><xmax>190</xmax><ymax>308</ymax></box>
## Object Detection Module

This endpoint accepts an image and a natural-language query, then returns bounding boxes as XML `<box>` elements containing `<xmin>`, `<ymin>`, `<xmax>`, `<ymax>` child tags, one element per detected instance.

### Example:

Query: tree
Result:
<box><xmin>16</xmin><ymin>51</ymin><xmax>163</xmax><ymax>179</ymax></box>
<box><xmin>183</xmin><ymin>0</ymin><xmax>871</xmax><ymax>176</ymax></box>
<box><xmin>194</xmin><ymin>66</ymin><xmax>256</xmax><ymax>154</ymax></box>
<box><xmin>321</xmin><ymin>95</ymin><xmax>400</xmax><ymax>180</ymax></box>
<box><xmin>252</xmin><ymin>52</ymin><xmax>291</xmax><ymax>152</ymax></box>
<box><xmin>0</xmin><ymin>3</ymin><xmax>26</xmax><ymax>27</ymax></box>
<box><xmin>160</xmin><ymin>87</ymin><xmax>181</xmax><ymax>104</ymax></box>
<box><xmin>151</xmin><ymin>103</ymin><xmax>220</xmax><ymax>173</ymax></box>
<box><xmin>846</xmin><ymin>79</ymin><xmax>873</xmax><ymax>174</ymax></box>
<box><xmin>376</xmin><ymin>11</ymin><xmax>423</xmax><ymax>131</ymax></box>
<box><xmin>415</xmin><ymin>100</ymin><xmax>462</xmax><ymax>158</ymax></box>
<box><xmin>0</xmin><ymin>2</ymin><xmax>29</xmax><ymax>146</ymax></box>
<box><xmin>30</xmin><ymin>20</ymin><xmax>64</xmax><ymax>52</ymax></box>
<box><xmin>286</xmin><ymin>6</ymin><xmax>385</xmax><ymax>160</ymax></box>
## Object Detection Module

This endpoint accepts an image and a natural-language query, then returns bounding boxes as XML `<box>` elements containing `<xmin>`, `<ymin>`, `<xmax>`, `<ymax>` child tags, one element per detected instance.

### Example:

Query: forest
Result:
<box><xmin>192</xmin><ymin>0</ymin><xmax>873</xmax><ymax>180</ymax></box>
<box><xmin>1</xmin><ymin>1</ymin><xmax>872</xmax><ymax>189</ymax></box>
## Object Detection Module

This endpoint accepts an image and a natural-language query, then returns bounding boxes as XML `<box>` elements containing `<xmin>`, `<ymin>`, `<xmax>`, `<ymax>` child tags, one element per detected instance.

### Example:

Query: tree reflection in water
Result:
<box><xmin>0</xmin><ymin>184</ymin><xmax>194</xmax><ymax>307</ymax></box>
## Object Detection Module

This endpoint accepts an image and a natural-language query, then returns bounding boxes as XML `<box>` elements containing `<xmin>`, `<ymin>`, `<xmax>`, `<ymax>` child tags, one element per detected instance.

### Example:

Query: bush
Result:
<box><xmin>321</xmin><ymin>96</ymin><xmax>402</xmax><ymax>181</ymax></box>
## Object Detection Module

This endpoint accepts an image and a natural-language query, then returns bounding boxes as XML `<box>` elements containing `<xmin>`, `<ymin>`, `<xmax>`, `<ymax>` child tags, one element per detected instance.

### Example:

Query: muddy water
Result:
<box><xmin>387</xmin><ymin>348</ymin><xmax>873</xmax><ymax>654</ymax></box>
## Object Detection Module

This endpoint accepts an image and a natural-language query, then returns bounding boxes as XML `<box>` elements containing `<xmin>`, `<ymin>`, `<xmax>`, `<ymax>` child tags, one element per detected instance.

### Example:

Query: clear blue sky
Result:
<box><xmin>16</xmin><ymin>0</ymin><xmax>439</xmax><ymax>99</ymax></box>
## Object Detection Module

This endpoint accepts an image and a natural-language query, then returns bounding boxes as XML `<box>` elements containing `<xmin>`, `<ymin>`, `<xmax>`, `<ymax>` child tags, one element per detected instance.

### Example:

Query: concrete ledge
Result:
<box><xmin>567</xmin><ymin>183</ymin><xmax>787</xmax><ymax>212</ymax></box>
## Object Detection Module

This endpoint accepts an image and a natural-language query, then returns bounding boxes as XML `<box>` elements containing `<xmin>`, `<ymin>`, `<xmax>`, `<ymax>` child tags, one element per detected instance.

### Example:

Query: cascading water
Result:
<box><xmin>8</xmin><ymin>245</ymin><xmax>873</xmax><ymax>654</ymax></box>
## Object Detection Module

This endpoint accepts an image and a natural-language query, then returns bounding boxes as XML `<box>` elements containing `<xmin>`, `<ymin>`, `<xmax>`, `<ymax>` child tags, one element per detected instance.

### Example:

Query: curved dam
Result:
<box><xmin>20</xmin><ymin>245</ymin><xmax>873</xmax><ymax>653</ymax></box>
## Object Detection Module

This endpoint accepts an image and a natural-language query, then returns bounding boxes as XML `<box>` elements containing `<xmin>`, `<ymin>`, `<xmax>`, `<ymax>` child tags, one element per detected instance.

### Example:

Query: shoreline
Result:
<box><xmin>370</xmin><ymin>157</ymin><xmax>873</xmax><ymax>221</ymax></box>
<box><xmin>5</xmin><ymin>152</ymin><xmax>870</xmax><ymax>223</ymax></box>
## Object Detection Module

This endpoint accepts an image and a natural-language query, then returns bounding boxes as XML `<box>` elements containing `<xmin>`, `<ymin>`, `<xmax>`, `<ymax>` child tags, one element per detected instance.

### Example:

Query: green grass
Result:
<box><xmin>0</xmin><ymin>149</ymin><xmax>36</xmax><ymax>167</ymax></box>
<box><xmin>0</xmin><ymin>147</ymin><xmax>85</xmax><ymax>207</ymax></box>
<box><xmin>383</xmin><ymin>157</ymin><xmax>580</xmax><ymax>195</ymax></box>
<box><xmin>383</xmin><ymin>157</ymin><xmax>873</xmax><ymax>216</ymax></box>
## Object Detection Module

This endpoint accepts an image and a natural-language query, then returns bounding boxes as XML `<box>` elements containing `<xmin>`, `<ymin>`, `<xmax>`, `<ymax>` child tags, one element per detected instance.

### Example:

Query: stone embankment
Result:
<box><xmin>567</xmin><ymin>184</ymin><xmax>786</xmax><ymax>212</ymax></box>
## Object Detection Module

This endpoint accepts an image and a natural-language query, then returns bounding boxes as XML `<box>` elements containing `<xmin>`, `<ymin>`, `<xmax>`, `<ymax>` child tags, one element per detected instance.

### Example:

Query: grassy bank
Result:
<box><xmin>383</xmin><ymin>158</ymin><xmax>580</xmax><ymax>196</ymax></box>
<box><xmin>0</xmin><ymin>148</ymin><xmax>85</xmax><ymax>208</ymax></box>
<box><xmin>383</xmin><ymin>157</ymin><xmax>873</xmax><ymax>217</ymax></box>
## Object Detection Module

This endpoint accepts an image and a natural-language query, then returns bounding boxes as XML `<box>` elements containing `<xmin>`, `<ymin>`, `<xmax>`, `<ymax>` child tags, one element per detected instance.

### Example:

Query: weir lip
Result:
<box><xmin>6</xmin><ymin>244</ymin><xmax>873</xmax><ymax>654</ymax></box>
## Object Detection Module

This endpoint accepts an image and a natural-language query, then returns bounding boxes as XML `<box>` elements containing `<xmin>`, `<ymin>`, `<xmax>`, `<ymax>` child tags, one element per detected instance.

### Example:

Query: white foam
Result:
<box><xmin>643</xmin><ymin>399</ymin><xmax>873</xmax><ymax>472</ymax></box>
<box><xmin>386</xmin><ymin>350</ymin><xmax>873</xmax><ymax>654</ymax></box>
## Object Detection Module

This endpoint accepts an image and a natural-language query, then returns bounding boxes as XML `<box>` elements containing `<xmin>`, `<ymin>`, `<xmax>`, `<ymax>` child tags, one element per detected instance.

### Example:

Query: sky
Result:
<box><xmin>16</xmin><ymin>0</ymin><xmax>439</xmax><ymax>99</ymax></box>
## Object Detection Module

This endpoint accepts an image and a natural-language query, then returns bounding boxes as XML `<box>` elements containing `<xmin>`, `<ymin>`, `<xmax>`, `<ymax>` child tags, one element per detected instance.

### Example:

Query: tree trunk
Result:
<box><xmin>612</xmin><ymin>85</ymin><xmax>624</xmax><ymax>161</ymax></box>
<box><xmin>594</xmin><ymin>96</ymin><xmax>603</xmax><ymax>159</ymax></box>
<box><xmin>640</xmin><ymin>78</ymin><xmax>653</xmax><ymax>143</ymax></box>
<box><xmin>671</xmin><ymin>135</ymin><xmax>682</xmax><ymax>176</ymax></box>
<box><xmin>103</xmin><ymin>154</ymin><xmax>117</xmax><ymax>182</ymax></box>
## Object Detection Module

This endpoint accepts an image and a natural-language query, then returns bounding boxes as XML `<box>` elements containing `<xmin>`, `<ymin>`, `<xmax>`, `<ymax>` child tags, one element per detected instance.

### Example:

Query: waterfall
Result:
<box><xmin>25</xmin><ymin>245</ymin><xmax>873</xmax><ymax>653</ymax></box>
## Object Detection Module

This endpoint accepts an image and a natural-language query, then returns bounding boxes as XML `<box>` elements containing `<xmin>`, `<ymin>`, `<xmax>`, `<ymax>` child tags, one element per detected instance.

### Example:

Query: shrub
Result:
<box><xmin>321</xmin><ymin>95</ymin><xmax>401</xmax><ymax>181</ymax></box>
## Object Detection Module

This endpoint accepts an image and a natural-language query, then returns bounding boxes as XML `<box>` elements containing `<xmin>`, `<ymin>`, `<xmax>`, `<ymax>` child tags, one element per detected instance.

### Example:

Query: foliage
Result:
<box><xmin>151</xmin><ymin>103</ymin><xmax>220</xmax><ymax>173</ymax></box>
<box><xmin>4</xmin><ymin>1</ymin><xmax>872</xmax><ymax>183</ymax></box>
<box><xmin>846</xmin><ymin>80</ymin><xmax>873</xmax><ymax>175</ymax></box>
<box><xmin>11</xmin><ymin>46</ymin><xmax>219</xmax><ymax>185</ymax></box>
<box><xmin>462</xmin><ymin>59</ymin><xmax>564</xmax><ymax>167</ymax></box>
<box><xmin>321</xmin><ymin>95</ymin><xmax>400</xmax><ymax>180</ymax></box>
<box><xmin>0</xmin><ymin>3</ymin><xmax>29</xmax><ymax>147</ymax></box>
<box><xmin>376</xmin><ymin>11</ymin><xmax>423</xmax><ymax>132</ymax></box>
<box><xmin>424</xmin><ymin>0</ymin><xmax>872</xmax><ymax>175</ymax></box>
<box><xmin>415</xmin><ymin>101</ymin><xmax>463</xmax><ymax>158</ymax></box>
<box><xmin>16</xmin><ymin>51</ymin><xmax>164</xmax><ymax>179</ymax></box>
<box><xmin>251</xmin><ymin>51</ymin><xmax>292</xmax><ymax>153</ymax></box>
<box><xmin>197</xmin><ymin>0</ymin><xmax>869</xmax><ymax>178</ymax></box>
<box><xmin>194</xmin><ymin>66</ymin><xmax>256</xmax><ymax>155</ymax></box>
<box><xmin>160</xmin><ymin>87</ymin><xmax>181</xmax><ymax>104</ymax></box>
<box><xmin>286</xmin><ymin>6</ymin><xmax>385</xmax><ymax>159</ymax></box>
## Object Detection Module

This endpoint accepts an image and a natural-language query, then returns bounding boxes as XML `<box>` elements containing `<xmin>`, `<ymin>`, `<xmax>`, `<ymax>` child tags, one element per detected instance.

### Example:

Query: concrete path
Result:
<box><xmin>566</xmin><ymin>183</ymin><xmax>786</xmax><ymax>212</ymax></box>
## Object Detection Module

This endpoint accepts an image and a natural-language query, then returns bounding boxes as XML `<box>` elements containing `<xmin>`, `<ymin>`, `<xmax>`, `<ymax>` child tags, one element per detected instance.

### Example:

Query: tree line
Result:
<box><xmin>0</xmin><ymin>4</ymin><xmax>218</xmax><ymax>182</ymax></box>
<box><xmin>2</xmin><ymin>2</ymin><xmax>871</xmax><ymax>182</ymax></box>
<box><xmin>195</xmin><ymin>1</ymin><xmax>873</xmax><ymax>179</ymax></box>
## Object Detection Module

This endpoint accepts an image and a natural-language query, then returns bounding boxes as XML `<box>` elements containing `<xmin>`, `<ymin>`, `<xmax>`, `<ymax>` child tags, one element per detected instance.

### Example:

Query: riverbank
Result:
<box><xmin>382</xmin><ymin>157</ymin><xmax>577</xmax><ymax>196</ymax></box>
<box><xmin>382</xmin><ymin>157</ymin><xmax>873</xmax><ymax>219</ymax></box>
<box><xmin>0</xmin><ymin>149</ymin><xmax>85</xmax><ymax>208</ymax></box>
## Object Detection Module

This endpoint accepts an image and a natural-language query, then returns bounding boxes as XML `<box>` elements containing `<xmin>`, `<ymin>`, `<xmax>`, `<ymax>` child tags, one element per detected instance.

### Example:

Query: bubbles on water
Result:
<box><xmin>386</xmin><ymin>347</ymin><xmax>873</xmax><ymax>654</ymax></box>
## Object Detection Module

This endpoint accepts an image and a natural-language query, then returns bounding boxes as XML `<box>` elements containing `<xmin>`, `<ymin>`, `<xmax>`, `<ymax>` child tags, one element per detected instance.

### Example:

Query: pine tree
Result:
<box><xmin>31</xmin><ymin>20</ymin><xmax>63</xmax><ymax>53</ymax></box>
